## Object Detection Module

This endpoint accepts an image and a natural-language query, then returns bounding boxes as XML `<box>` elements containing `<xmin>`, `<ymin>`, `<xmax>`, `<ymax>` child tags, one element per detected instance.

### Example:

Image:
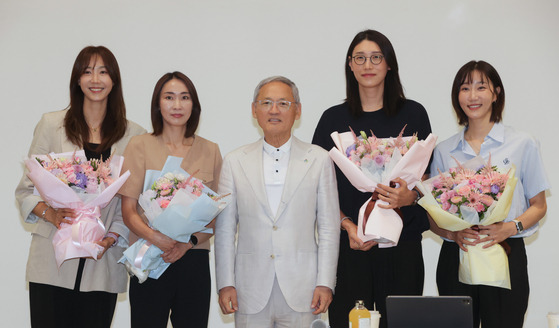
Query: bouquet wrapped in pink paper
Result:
<box><xmin>329</xmin><ymin>126</ymin><xmax>437</xmax><ymax>247</ymax></box>
<box><xmin>417</xmin><ymin>156</ymin><xmax>517</xmax><ymax>289</ymax></box>
<box><xmin>25</xmin><ymin>150</ymin><xmax>130</xmax><ymax>267</ymax></box>
<box><xmin>119</xmin><ymin>156</ymin><xmax>230</xmax><ymax>283</ymax></box>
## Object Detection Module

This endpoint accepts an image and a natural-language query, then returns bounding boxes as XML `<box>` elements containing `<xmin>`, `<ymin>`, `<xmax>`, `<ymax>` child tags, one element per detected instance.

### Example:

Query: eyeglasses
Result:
<box><xmin>254</xmin><ymin>99</ymin><xmax>296</xmax><ymax>112</ymax></box>
<box><xmin>352</xmin><ymin>54</ymin><xmax>384</xmax><ymax>65</ymax></box>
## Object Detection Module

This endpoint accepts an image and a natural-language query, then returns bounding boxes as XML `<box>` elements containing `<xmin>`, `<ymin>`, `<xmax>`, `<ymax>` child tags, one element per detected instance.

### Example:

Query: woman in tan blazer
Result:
<box><xmin>15</xmin><ymin>46</ymin><xmax>145</xmax><ymax>328</ymax></box>
<box><xmin>120</xmin><ymin>71</ymin><xmax>222</xmax><ymax>327</ymax></box>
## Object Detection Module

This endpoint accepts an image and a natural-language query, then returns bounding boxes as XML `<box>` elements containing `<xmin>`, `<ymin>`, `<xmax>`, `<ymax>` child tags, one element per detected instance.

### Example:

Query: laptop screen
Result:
<box><xmin>386</xmin><ymin>296</ymin><xmax>473</xmax><ymax>328</ymax></box>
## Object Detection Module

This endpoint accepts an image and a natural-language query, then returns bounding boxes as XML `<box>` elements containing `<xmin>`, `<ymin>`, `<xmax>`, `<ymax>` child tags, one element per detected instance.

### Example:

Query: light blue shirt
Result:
<box><xmin>430</xmin><ymin>123</ymin><xmax>550</xmax><ymax>238</ymax></box>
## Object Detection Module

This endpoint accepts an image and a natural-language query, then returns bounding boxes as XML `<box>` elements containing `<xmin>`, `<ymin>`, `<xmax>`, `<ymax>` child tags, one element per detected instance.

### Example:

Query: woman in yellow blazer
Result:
<box><xmin>15</xmin><ymin>46</ymin><xmax>145</xmax><ymax>328</ymax></box>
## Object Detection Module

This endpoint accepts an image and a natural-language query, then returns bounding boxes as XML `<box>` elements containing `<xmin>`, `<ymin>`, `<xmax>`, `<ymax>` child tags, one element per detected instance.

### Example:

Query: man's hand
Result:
<box><xmin>218</xmin><ymin>286</ymin><xmax>239</xmax><ymax>314</ymax></box>
<box><xmin>311</xmin><ymin>286</ymin><xmax>333</xmax><ymax>315</ymax></box>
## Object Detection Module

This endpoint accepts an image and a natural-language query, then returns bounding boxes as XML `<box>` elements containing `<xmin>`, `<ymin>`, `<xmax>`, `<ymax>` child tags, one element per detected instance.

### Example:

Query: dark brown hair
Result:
<box><xmin>451</xmin><ymin>60</ymin><xmax>505</xmax><ymax>126</ymax></box>
<box><xmin>151</xmin><ymin>72</ymin><xmax>201</xmax><ymax>138</ymax></box>
<box><xmin>345</xmin><ymin>29</ymin><xmax>406</xmax><ymax>117</ymax></box>
<box><xmin>64</xmin><ymin>46</ymin><xmax>127</xmax><ymax>152</ymax></box>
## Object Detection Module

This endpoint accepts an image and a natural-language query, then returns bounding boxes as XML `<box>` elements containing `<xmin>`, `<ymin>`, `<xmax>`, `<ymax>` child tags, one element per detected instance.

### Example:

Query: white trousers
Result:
<box><xmin>235</xmin><ymin>276</ymin><xmax>318</xmax><ymax>328</ymax></box>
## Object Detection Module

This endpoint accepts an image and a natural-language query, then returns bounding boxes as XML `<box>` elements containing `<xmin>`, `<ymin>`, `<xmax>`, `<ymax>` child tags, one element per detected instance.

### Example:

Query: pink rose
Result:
<box><xmin>159</xmin><ymin>199</ymin><xmax>170</xmax><ymax>208</ymax></box>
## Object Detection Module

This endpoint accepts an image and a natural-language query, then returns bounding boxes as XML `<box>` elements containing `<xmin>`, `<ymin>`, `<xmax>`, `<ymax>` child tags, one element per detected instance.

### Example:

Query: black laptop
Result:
<box><xmin>386</xmin><ymin>296</ymin><xmax>473</xmax><ymax>328</ymax></box>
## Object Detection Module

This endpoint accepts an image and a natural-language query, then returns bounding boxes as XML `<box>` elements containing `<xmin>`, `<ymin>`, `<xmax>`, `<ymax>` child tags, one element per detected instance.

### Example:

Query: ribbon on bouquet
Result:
<box><xmin>53</xmin><ymin>205</ymin><xmax>106</xmax><ymax>267</ymax></box>
<box><xmin>70</xmin><ymin>206</ymin><xmax>104</xmax><ymax>246</ymax></box>
<box><xmin>134</xmin><ymin>242</ymin><xmax>152</xmax><ymax>269</ymax></box>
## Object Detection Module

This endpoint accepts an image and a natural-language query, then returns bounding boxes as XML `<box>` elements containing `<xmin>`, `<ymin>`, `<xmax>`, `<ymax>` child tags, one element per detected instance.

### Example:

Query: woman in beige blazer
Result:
<box><xmin>15</xmin><ymin>46</ymin><xmax>145</xmax><ymax>328</ymax></box>
<box><xmin>120</xmin><ymin>71</ymin><xmax>222</xmax><ymax>328</ymax></box>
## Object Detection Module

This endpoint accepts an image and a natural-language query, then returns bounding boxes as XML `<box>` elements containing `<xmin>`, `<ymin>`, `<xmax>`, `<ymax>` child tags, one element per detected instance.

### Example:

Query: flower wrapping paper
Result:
<box><xmin>329</xmin><ymin>131</ymin><xmax>437</xmax><ymax>247</ymax></box>
<box><xmin>119</xmin><ymin>156</ymin><xmax>230</xmax><ymax>283</ymax></box>
<box><xmin>25</xmin><ymin>150</ymin><xmax>129</xmax><ymax>267</ymax></box>
<box><xmin>417</xmin><ymin>156</ymin><xmax>518</xmax><ymax>289</ymax></box>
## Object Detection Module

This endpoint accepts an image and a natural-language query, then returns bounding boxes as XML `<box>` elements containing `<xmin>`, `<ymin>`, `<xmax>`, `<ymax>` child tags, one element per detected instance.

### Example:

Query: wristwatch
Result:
<box><xmin>190</xmin><ymin>235</ymin><xmax>198</xmax><ymax>246</ymax></box>
<box><xmin>512</xmin><ymin>219</ymin><xmax>524</xmax><ymax>234</ymax></box>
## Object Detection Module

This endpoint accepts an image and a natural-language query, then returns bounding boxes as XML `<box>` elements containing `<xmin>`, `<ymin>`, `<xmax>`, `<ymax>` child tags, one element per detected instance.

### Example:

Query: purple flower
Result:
<box><xmin>346</xmin><ymin>144</ymin><xmax>356</xmax><ymax>157</ymax></box>
<box><xmin>75</xmin><ymin>172</ymin><xmax>88</xmax><ymax>189</ymax></box>
<box><xmin>490</xmin><ymin>184</ymin><xmax>500</xmax><ymax>194</ymax></box>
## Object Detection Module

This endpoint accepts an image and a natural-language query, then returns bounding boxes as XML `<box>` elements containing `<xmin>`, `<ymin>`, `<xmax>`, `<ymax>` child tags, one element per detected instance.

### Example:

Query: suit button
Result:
<box><xmin>270</xmin><ymin>254</ymin><xmax>275</xmax><ymax>259</ymax></box>
<box><xmin>273</xmin><ymin>226</ymin><xmax>278</xmax><ymax>231</ymax></box>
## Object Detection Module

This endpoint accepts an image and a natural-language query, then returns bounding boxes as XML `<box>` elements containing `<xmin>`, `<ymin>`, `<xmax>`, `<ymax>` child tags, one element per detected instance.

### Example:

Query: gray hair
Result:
<box><xmin>252</xmin><ymin>76</ymin><xmax>300</xmax><ymax>103</ymax></box>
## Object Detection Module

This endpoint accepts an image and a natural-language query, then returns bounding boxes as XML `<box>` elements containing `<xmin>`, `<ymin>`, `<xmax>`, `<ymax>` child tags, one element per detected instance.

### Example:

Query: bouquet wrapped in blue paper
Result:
<box><xmin>119</xmin><ymin>156</ymin><xmax>230</xmax><ymax>282</ymax></box>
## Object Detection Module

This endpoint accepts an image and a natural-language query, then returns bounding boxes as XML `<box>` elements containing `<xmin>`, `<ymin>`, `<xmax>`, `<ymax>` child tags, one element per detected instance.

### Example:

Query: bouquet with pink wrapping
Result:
<box><xmin>417</xmin><ymin>156</ymin><xmax>517</xmax><ymax>289</ymax></box>
<box><xmin>329</xmin><ymin>126</ymin><xmax>437</xmax><ymax>247</ymax></box>
<box><xmin>25</xmin><ymin>150</ymin><xmax>130</xmax><ymax>267</ymax></box>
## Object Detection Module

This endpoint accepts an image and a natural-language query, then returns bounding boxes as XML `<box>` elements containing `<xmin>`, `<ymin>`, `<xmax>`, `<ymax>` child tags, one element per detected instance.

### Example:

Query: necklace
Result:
<box><xmin>89</xmin><ymin>125</ymin><xmax>100</xmax><ymax>133</ymax></box>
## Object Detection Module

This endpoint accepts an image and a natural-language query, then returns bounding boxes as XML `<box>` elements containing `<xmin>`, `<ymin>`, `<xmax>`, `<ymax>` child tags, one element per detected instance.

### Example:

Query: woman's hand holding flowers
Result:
<box><xmin>162</xmin><ymin>242</ymin><xmax>191</xmax><ymax>263</ymax></box>
<box><xmin>477</xmin><ymin>221</ymin><xmax>517</xmax><ymax>249</ymax></box>
<box><xmin>95</xmin><ymin>236</ymin><xmax>116</xmax><ymax>259</ymax></box>
<box><xmin>343</xmin><ymin>219</ymin><xmax>377</xmax><ymax>251</ymax></box>
<box><xmin>376</xmin><ymin>177</ymin><xmax>416</xmax><ymax>209</ymax></box>
<box><xmin>449</xmin><ymin>228</ymin><xmax>480</xmax><ymax>252</ymax></box>
<box><xmin>38</xmin><ymin>204</ymin><xmax>74</xmax><ymax>229</ymax></box>
<box><xmin>150</xmin><ymin>230</ymin><xmax>177</xmax><ymax>254</ymax></box>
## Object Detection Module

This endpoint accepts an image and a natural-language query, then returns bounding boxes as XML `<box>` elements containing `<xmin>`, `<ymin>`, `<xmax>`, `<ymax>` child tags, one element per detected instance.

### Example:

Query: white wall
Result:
<box><xmin>2</xmin><ymin>0</ymin><xmax>557</xmax><ymax>326</ymax></box>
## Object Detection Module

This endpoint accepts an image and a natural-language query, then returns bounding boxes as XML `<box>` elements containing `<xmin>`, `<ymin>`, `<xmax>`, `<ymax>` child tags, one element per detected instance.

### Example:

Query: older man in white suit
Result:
<box><xmin>215</xmin><ymin>76</ymin><xmax>340</xmax><ymax>327</ymax></box>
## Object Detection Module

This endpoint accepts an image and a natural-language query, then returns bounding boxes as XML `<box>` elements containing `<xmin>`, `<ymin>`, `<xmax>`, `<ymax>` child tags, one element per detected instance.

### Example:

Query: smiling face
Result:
<box><xmin>348</xmin><ymin>40</ymin><xmax>390</xmax><ymax>91</ymax></box>
<box><xmin>159</xmin><ymin>78</ymin><xmax>193</xmax><ymax>129</ymax></box>
<box><xmin>252</xmin><ymin>81</ymin><xmax>301</xmax><ymax>147</ymax></box>
<box><xmin>79</xmin><ymin>56</ymin><xmax>113</xmax><ymax>106</ymax></box>
<box><xmin>458</xmin><ymin>70</ymin><xmax>500</xmax><ymax>124</ymax></box>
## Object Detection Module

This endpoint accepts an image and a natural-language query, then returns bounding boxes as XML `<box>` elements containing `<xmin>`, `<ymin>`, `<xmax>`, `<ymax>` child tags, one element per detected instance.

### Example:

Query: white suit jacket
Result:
<box><xmin>215</xmin><ymin>136</ymin><xmax>340</xmax><ymax>314</ymax></box>
<box><xmin>15</xmin><ymin>109</ymin><xmax>146</xmax><ymax>292</ymax></box>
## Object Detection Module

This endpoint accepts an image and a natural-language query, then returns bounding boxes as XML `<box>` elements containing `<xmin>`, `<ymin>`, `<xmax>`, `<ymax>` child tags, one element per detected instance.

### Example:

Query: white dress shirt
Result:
<box><xmin>263</xmin><ymin>137</ymin><xmax>292</xmax><ymax>217</ymax></box>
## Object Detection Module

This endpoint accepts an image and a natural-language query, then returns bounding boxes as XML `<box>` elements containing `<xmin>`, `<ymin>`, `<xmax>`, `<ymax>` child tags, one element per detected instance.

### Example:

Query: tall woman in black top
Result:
<box><xmin>312</xmin><ymin>30</ymin><xmax>432</xmax><ymax>328</ymax></box>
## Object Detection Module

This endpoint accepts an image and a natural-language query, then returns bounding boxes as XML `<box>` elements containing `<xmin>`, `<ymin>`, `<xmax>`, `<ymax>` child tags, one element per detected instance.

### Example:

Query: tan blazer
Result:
<box><xmin>15</xmin><ymin>109</ymin><xmax>146</xmax><ymax>292</ymax></box>
<box><xmin>118</xmin><ymin>133</ymin><xmax>222</xmax><ymax>250</ymax></box>
<box><xmin>215</xmin><ymin>137</ymin><xmax>340</xmax><ymax>314</ymax></box>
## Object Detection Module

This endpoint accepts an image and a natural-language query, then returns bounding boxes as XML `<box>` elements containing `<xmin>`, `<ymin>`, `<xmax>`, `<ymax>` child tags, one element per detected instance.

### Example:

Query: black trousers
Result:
<box><xmin>437</xmin><ymin>238</ymin><xmax>529</xmax><ymax>328</ymax></box>
<box><xmin>29</xmin><ymin>282</ymin><xmax>117</xmax><ymax>328</ymax></box>
<box><xmin>129</xmin><ymin>249</ymin><xmax>211</xmax><ymax>328</ymax></box>
<box><xmin>328</xmin><ymin>233</ymin><xmax>425</xmax><ymax>328</ymax></box>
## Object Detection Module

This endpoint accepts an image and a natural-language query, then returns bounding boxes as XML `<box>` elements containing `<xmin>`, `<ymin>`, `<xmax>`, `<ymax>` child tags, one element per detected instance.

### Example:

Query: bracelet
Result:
<box><xmin>41</xmin><ymin>203</ymin><xmax>50</xmax><ymax>221</ymax></box>
<box><xmin>411</xmin><ymin>189</ymin><xmax>421</xmax><ymax>206</ymax></box>
<box><xmin>340</xmin><ymin>216</ymin><xmax>351</xmax><ymax>230</ymax></box>
<box><xmin>105</xmin><ymin>232</ymin><xmax>119</xmax><ymax>248</ymax></box>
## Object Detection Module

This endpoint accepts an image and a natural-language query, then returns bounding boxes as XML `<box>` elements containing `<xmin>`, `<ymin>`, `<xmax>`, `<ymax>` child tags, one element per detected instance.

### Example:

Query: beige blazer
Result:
<box><xmin>15</xmin><ymin>109</ymin><xmax>146</xmax><ymax>292</ymax></box>
<box><xmin>215</xmin><ymin>136</ymin><xmax>340</xmax><ymax>314</ymax></box>
<box><xmin>118</xmin><ymin>133</ymin><xmax>222</xmax><ymax>250</ymax></box>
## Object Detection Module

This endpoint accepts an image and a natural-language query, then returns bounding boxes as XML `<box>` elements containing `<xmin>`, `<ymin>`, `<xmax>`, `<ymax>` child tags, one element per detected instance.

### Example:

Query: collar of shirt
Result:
<box><xmin>263</xmin><ymin>137</ymin><xmax>292</xmax><ymax>158</ymax></box>
<box><xmin>452</xmin><ymin>122</ymin><xmax>505</xmax><ymax>156</ymax></box>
